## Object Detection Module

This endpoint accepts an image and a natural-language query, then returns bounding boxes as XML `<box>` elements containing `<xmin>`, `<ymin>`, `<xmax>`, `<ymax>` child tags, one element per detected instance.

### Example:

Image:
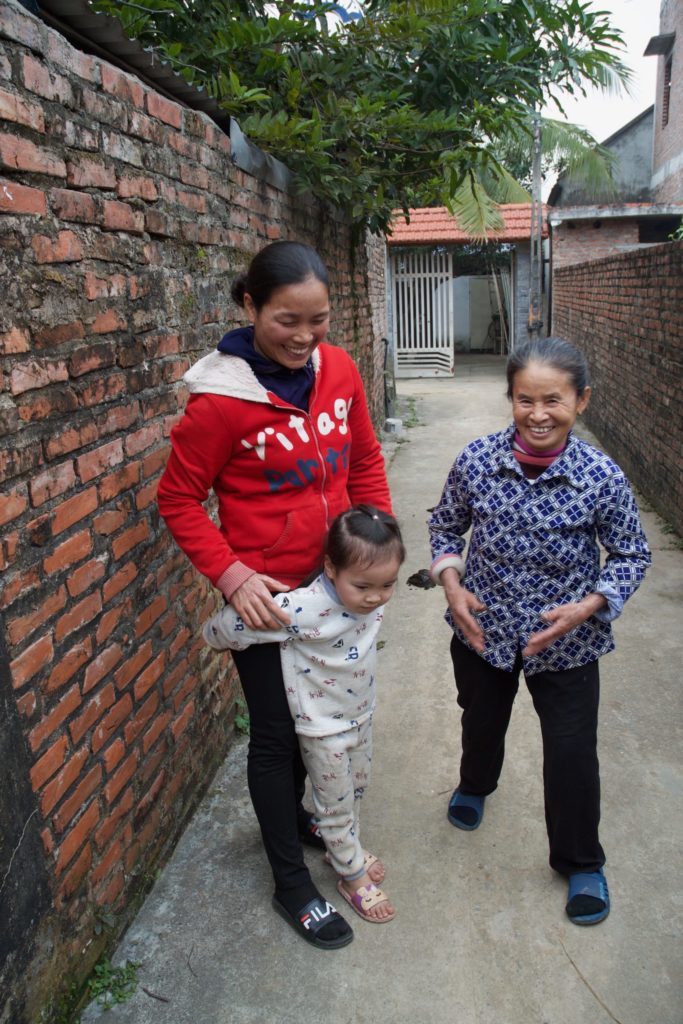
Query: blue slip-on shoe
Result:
<box><xmin>566</xmin><ymin>869</ymin><xmax>610</xmax><ymax>925</ymax></box>
<box><xmin>447</xmin><ymin>788</ymin><xmax>485</xmax><ymax>831</ymax></box>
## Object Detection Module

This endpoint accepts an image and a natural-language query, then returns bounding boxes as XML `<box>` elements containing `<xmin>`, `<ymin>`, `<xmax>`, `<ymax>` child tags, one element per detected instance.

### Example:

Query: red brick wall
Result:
<box><xmin>551</xmin><ymin>219</ymin><xmax>641</xmax><ymax>269</ymax></box>
<box><xmin>0</xmin><ymin>2</ymin><xmax>386</xmax><ymax>1018</ymax></box>
<box><xmin>552</xmin><ymin>241</ymin><xmax>683</xmax><ymax>534</ymax></box>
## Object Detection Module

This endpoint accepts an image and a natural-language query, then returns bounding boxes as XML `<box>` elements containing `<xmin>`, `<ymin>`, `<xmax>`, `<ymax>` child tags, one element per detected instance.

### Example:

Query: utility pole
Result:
<box><xmin>527</xmin><ymin>112</ymin><xmax>544</xmax><ymax>339</ymax></box>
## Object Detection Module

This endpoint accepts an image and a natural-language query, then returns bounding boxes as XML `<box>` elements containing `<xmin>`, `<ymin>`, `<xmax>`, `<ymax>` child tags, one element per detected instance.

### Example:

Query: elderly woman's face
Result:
<box><xmin>511</xmin><ymin>360</ymin><xmax>591</xmax><ymax>452</ymax></box>
<box><xmin>244</xmin><ymin>275</ymin><xmax>330</xmax><ymax>370</ymax></box>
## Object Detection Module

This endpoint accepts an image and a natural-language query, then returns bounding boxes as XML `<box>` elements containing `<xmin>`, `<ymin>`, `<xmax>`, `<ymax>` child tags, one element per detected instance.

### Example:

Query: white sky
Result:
<box><xmin>541</xmin><ymin>0</ymin><xmax>661</xmax><ymax>144</ymax></box>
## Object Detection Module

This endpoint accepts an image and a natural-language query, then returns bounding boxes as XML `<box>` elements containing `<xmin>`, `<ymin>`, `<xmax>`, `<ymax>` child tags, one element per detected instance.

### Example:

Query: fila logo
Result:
<box><xmin>300</xmin><ymin>901</ymin><xmax>336</xmax><ymax>930</ymax></box>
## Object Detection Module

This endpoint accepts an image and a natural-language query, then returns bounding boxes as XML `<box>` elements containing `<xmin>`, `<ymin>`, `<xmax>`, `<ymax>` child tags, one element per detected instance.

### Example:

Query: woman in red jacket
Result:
<box><xmin>157</xmin><ymin>240</ymin><xmax>392</xmax><ymax>949</ymax></box>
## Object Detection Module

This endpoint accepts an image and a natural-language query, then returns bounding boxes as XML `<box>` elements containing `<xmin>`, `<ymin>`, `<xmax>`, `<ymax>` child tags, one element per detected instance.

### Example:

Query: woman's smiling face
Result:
<box><xmin>245</xmin><ymin>275</ymin><xmax>330</xmax><ymax>370</ymax></box>
<box><xmin>511</xmin><ymin>360</ymin><xmax>591</xmax><ymax>452</ymax></box>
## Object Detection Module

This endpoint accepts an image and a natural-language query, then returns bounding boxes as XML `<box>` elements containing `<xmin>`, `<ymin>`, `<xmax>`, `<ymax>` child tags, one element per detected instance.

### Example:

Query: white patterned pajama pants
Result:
<box><xmin>297</xmin><ymin>717</ymin><xmax>372</xmax><ymax>880</ymax></box>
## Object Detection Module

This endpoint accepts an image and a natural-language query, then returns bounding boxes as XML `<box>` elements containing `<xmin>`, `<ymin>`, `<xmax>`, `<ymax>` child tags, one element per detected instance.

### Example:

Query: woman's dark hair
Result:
<box><xmin>506</xmin><ymin>336</ymin><xmax>591</xmax><ymax>398</ymax></box>
<box><xmin>325</xmin><ymin>505</ymin><xmax>406</xmax><ymax>571</ymax></box>
<box><xmin>230</xmin><ymin>240</ymin><xmax>329</xmax><ymax>310</ymax></box>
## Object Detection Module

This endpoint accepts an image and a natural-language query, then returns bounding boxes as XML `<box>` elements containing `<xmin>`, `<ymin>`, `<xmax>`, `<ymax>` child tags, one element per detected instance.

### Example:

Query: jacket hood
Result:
<box><xmin>183</xmin><ymin>326</ymin><xmax>320</xmax><ymax>404</ymax></box>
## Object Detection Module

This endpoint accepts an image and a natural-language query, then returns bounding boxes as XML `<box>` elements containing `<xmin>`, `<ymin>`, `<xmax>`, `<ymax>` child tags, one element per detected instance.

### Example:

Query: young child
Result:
<box><xmin>429</xmin><ymin>336</ymin><xmax>651</xmax><ymax>926</ymax></box>
<box><xmin>204</xmin><ymin>504</ymin><xmax>405</xmax><ymax>925</ymax></box>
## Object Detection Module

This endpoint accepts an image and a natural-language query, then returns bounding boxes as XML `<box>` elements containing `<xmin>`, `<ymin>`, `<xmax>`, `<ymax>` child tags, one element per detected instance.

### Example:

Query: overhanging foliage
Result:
<box><xmin>88</xmin><ymin>0</ymin><xmax>629</xmax><ymax>235</ymax></box>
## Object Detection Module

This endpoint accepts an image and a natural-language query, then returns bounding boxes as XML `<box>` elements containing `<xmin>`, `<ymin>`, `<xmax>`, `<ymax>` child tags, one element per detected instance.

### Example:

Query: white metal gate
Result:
<box><xmin>390</xmin><ymin>249</ymin><xmax>455</xmax><ymax>377</ymax></box>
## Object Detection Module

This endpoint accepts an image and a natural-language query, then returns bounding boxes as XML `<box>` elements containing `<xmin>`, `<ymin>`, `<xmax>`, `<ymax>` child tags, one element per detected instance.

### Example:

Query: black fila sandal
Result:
<box><xmin>271</xmin><ymin>894</ymin><xmax>354</xmax><ymax>949</ymax></box>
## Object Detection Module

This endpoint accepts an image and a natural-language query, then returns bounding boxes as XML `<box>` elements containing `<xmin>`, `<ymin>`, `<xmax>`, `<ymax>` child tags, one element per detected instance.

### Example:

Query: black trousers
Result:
<box><xmin>231</xmin><ymin>643</ymin><xmax>313</xmax><ymax>899</ymax></box>
<box><xmin>450</xmin><ymin>633</ymin><xmax>605</xmax><ymax>875</ymax></box>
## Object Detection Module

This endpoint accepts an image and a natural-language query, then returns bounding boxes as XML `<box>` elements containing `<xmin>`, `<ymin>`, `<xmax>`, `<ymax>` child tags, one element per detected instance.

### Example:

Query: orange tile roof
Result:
<box><xmin>387</xmin><ymin>203</ymin><xmax>548</xmax><ymax>244</ymax></box>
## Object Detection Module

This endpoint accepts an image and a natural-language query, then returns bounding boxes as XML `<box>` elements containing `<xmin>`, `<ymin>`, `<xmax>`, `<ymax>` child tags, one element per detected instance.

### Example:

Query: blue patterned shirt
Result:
<box><xmin>428</xmin><ymin>425</ymin><xmax>651</xmax><ymax>674</ymax></box>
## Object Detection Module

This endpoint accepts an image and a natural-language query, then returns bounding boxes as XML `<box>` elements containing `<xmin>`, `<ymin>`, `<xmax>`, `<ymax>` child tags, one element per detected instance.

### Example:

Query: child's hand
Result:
<box><xmin>523</xmin><ymin>593</ymin><xmax>608</xmax><ymax>656</ymax></box>
<box><xmin>230</xmin><ymin>574</ymin><xmax>291</xmax><ymax>630</ymax></box>
<box><xmin>442</xmin><ymin>569</ymin><xmax>487</xmax><ymax>654</ymax></box>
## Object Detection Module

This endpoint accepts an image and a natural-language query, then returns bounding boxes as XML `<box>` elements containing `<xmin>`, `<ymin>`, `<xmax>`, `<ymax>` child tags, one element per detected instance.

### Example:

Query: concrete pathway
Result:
<box><xmin>82</xmin><ymin>357</ymin><xmax>683</xmax><ymax>1024</ymax></box>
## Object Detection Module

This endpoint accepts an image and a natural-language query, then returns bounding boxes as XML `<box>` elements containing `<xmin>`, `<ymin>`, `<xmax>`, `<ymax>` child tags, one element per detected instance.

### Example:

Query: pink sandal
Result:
<box><xmin>323</xmin><ymin>850</ymin><xmax>386</xmax><ymax>884</ymax></box>
<box><xmin>336</xmin><ymin>879</ymin><xmax>395</xmax><ymax>924</ymax></box>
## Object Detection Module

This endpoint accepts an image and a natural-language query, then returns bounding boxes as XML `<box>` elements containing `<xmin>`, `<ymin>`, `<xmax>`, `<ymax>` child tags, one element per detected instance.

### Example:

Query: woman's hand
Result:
<box><xmin>523</xmin><ymin>593</ymin><xmax>608</xmax><ymax>657</ymax></box>
<box><xmin>229</xmin><ymin>574</ymin><xmax>292</xmax><ymax>630</ymax></box>
<box><xmin>441</xmin><ymin>568</ymin><xmax>487</xmax><ymax>654</ymax></box>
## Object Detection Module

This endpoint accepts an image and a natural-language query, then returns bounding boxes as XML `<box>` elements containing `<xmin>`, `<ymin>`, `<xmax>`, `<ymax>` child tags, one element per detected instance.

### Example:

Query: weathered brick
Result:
<box><xmin>32</xmin><ymin>320</ymin><xmax>85</xmax><ymax>348</ymax></box>
<box><xmin>103</xmin><ymin>562</ymin><xmax>138</xmax><ymax>603</ymax></box>
<box><xmin>2</xmin><ymin>565</ymin><xmax>41</xmax><ymax>615</ymax></box>
<box><xmin>10</xmin><ymin>632</ymin><xmax>54</xmax><ymax>689</ymax></box>
<box><xmin>76</xmin><ymin>439</ymin><xmax>124</xmax><ymax>483</ymax></box>
<box><xmin>53</xmin><ymin>764</ymin><xmax>102</xmax><ymax>833</ymax></box>
<box><xmin>54</xmin><ymin>591</ymin><xmax>102</xmax><ymax>642</ymax></box>
<box><xmin>69</xmin><ymin>681</ymin><xmax>116</xmax><ymax>746</ymax></box>
<box><xmin>96</xmin><ymin>601</ymin><xmax>128</xmax><ymax>645</ymax></box>
<box><xmin>171</xmin><ymin>700</ymin><xmax>194</xmax><ymax>741</ymax></box>
<box><xmin>83</xmin><ymin>272</ymin><xmax>126</xmax><ymax>301</ymax></box>
<box><xmin>30</xmin><ymin>735</ymin><xmax>68</xmax><ymax>792</ymax></box>
<box><xmin>67</xmin><ymin>557</ymin><xmax>106</xmax><ymax>598</ymax></box>
<box><xmin>135</xmin><ymin>478</ymin><xmax>158</xmax><ymax>510</ymax></box>
<box><xmin>0</xmin><ymin>134</ymin><xmax>66</xmax><ymax>177</ymax></box>
<box><xmin>58</xmin><ymin>843</ymin><xmax>92</xmax><ymax>900</ymax></box>
<box><xmin>46</xmin><ymin>638</ymin><xmax>92</xmax><ymax>694</ymax></box>
<box><xmin>124</xmin><ymin>691</ymin><xmax>159</xmax><ymax>746</ymax></box>
<box><xmin>124</xmin><ymin>423</ymin><xmax>162</xmax><ymax>457</ymax></box>
<box><xmin>83</xmin><ymin>644</ymin><xmax>123</xmax><ymax>694</ymax></box>
<box><xmin>0</xmin><ymin>86</ymin><xmax>45</xmax><ymax>131</ymax></box>
<box><xmin>103</xmin><ymin>200</ymin><xmax>145</xmax><ymax>234</ymax></box>
<box><xmin>50</xmin><ymin>188</ymin><xmax>99</xmax><ymax>224</ymax></box>
<box><xmin>55</xmin><ymin>800</ymin><xmax>100</xmax><ymax>874</ymax></box>
<box><xmin>111</xmin><ymin>519</ymin><xmax>148</xmax><ymax>559</ymax></box>
<box><xmin>31</xmin><ymin>464</ymin><xmax>77</xmax><ymax>507</ymax></box>
<box><xmin>0</xmin><ymin>178</ymin><xmax>47</xmax><ymax>216</ymax></box>
<box><xmin>101</xmin><ymin>64</ymin><xmax>144</xmax><ymax>107</ymax></box>
<box><xmin>114</xmin><ymin>641</ymin><xmax>153</xmax><ymax>693</ymax></box>
<box><xmin>9</xmin><ymin>358</ymin><xmax>68</xmax><ymax>396</ymax></box>
<box><xmin>98</xmin><ymin>462</ymin><xmax>141</xmax><ymax>504</ymax></box>
<box><xmin>93</xmin><ymin>507</ymin><xmax>128</xmax><ymax>536</ymax></box>
<box><xmin>134</xmin><ymin>769</ymin><xmax>165</xmax><ymax>825</ymax></box>
<box><xmin>44</xmin><ymin>420</ymin><xmax>99</xmax><ymax>461</ymax></box>
<box><xmin>117</xmin><ymin>174</ymin><xmax>158</xmax><ymax>201</ymax></box>
<box><xmin>134</xmin><ymin>596</ymin><xmax>166</xmax><ymax>641</ymax></box>
<box><xmin>101</xmin><ymin>737</ymin><xmax>125</xmax><ymax>774</ymax></box>
<box><xmin>22</xmin><ymin>54</ymin><xmax>73</xmax><ymax>105</ymax></box>
<box><xmin>142</xmin><ymin>709</ymin><xmax>172</xmax><ymax>754</ymax></box>
<box><xmin>51</xmin><ymin>486</ymin><xmax>98</xmax><ymax>536</ymax></box>
<box><xmin>32</xmin><ymin>231</ymin><xmax>83</xmax><ymax>264</ymax></box>
<box><xmin>133</xmin><ymin>651</ymin><xmax>165</xmax><ymax>700</ymax></box>
<box><xmin>66</xmin><ymin>156</ymin><xmax>116</xmax><ymax>190</ymax></box>
<box><xmin>145</xmin><ymin>91</ymin><xmax>182</xmax><ymax>128</ymax></box>
<box><xmin>17</xmin><ymin>690</ymin><xmax>37</xmax><ymax>718</ymax></box>
<box><xmin>91</xmin><ymin>308</ymin><xmax>127</xmax><ymax>335</ymax></box>
<box><xmin>0</xmin><ymin>485</ymin><xmax>28</xmax><ymax>526</ymax></box>
<box><xmin>94</xmin><ymin>785</ymin><xmax>133</xmax><ymax>852</ymax></box>
<box><xmin>43</xmin><ymin>529</ymin><xmax>92</xmax><ymax>576</ymax></box>
<box><xmin>92</xmin><ymin>693</ymin><xmax>133</xmax><ymax>754</ymax></box>
<box><xmin>28</xmin><ymin>683</ymin><xmax>81</xmax><ymax>753</ymax></box>
<box><xmin>104</xmin><ymin>750</ymin><xmax>139</xmax><ymax>804</ymax></box>
<box><xmin>8</xmin><ymin>587</ymin><xmax>67</xmax><ymax>647</ymax></box>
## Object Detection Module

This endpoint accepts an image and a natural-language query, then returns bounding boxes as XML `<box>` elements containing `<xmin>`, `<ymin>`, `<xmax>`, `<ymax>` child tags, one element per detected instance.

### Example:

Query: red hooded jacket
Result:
<box><xmin>157</xmin><ymin>342</ymin><xmax>391</xmax><ymax>598</ymax></box>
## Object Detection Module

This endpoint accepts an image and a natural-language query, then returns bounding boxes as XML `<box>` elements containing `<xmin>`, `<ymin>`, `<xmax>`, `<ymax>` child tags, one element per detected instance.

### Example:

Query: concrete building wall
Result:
<box><xmin>551</xmin><ymin>108</ymin><xmax>655</xmax><ymax>207</ymax></box>
<box><xmin>553</xmin><ymin>241</ymin><xmax>683</xmax><ymax>534</ymax></box>
<box><xmin>651</xmin><ymin>0</ymin><xmax>683</xmax><ymax>202</ymax></box>
<box><xmin>0</xmin><ymin>2</ymin><xmax>385</xmax><ymax>1020</ymax></box>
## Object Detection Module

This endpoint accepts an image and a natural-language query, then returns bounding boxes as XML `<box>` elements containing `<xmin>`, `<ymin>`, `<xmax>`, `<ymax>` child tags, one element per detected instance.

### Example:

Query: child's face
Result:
<box><xmin>324</xmin><ymin>554</ymin><xmax>402</xmax><ymax>616</ymax></box>
<box><xmin>511</xmin><ymin>360</ymin><xmax>591</xmax><ymax>452</ymax></box>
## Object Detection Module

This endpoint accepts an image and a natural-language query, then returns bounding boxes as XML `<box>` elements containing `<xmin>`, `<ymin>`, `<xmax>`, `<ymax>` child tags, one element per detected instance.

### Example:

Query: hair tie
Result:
<box><xmin>372</xmin><ymin>514</ymin><xmax>379</xmax><ymax>520</ymax></box>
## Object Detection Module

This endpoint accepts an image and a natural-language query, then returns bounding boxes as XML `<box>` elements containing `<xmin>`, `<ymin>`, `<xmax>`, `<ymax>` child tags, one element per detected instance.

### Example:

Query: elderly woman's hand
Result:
<box><xmin>441</xmin><ymin>568</ymin><xmax>487</xmax><ymax>654</ymax></box>
<box><xmin>523</xmin><ymin>593</ymin><xmax>608</xmax><ymax>657</ymax></box>
<box><xmin>230</xmin><ymin>573</ymin><xmax>292</xmax><ymax>630</ymax></box>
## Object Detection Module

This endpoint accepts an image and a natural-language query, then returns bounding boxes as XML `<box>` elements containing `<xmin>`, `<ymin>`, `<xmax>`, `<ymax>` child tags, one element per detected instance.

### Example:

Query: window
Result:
<box><xmin>663</xmin><ymin>56</ymin><xmax>672</xmax><ymax>127</ymax></box>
